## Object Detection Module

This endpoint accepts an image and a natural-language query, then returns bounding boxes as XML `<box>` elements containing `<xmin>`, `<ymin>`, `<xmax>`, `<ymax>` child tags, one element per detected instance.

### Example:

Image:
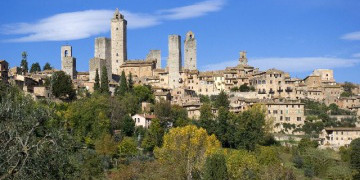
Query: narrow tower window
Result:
<box><xmin>64</xmin><ymin>50</ymin><xmax>69</xmax><ymax>57</ymax></box>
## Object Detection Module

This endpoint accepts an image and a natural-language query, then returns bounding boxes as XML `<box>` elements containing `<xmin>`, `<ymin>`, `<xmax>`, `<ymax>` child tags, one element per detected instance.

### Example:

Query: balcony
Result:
<box><xmin>269</xmin><ymin>89</ymin><xmax>275</xmax><ymax>94</ymax></box>
<box><xmin>277</xmin><ymin>88</ymin><xmax>284</xmax><ymax>93</ymax></box>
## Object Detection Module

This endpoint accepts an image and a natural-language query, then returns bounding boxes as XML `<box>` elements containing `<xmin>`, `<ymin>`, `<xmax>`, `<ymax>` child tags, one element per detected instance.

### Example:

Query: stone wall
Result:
<box><xmin>89</xmin><ymin>57</ymin><xmax>107</xmax><ymax>82</ymax></box>
<box><xmin>146</xmin><ymin>50</ymin><xmax>161</xmax><ymax>69</ymax></box>
<box><xmin>95</xmin><ymin>37</ymin><xmax>112</xmax><ymax>77</ymax></box>
<box><xmin>168</xmin><ymin>35</ymin><xmax>182</xmax><ymax>89</ymax></box>
<box><xmin>184</xmin><ymin>31</ymin><xmax>197</xmax><ymax>70</ymax></box>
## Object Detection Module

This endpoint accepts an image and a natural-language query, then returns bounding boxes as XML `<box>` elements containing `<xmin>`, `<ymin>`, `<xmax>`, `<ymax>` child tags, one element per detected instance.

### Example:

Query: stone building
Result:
<box><xmin>146</xmin><ymin>50</ymin><xmax>161</xmax><ymax>69</ymax></box>
<box><xmin>61</xmin><ymin>45</ymin><xmax>77</xmax><ymax>79</ymax></box>
<box><xmin>89</xmin><ymin>57</ymin><xmax>107</xmax><ymax>82</ymax></box>
<box><xmin>94</xmin><ymin>37</ymin><xmax>112</xmax><ymax>77</ymax></box>
<box><xmin>168</xmin><ymin>35</ymin><xmax>182</xmax><ymax>89</ymax></box>
<box><xmin>312</xmin><ymin>69</ymin><xmax>335</xmax><ymax>84</ymax></box>
<box><xmin>184</xmin><ymin>31</ymin><xmax>197</xmax><ymax>70</ymax></box>
<box><xmin>265</xmin><ymin>100</ymin><xmax>305</xmax><ymax>135</ymax></box>
<box><xmin>0</xmin><ymin>60</ymin><xmax>9</xmax><ymax>82</ymax></box>
<box><xmin>239</xmin><ymin>51</ymin><xmax>248</xmax><ymax>66</ymax></box>
<box><xmin>119</xmin><ymin>59</ymin><xmax>156</xmax><ymax>78</ymax></box>
<box><xmin>319</xmin><ymin>127</ymin><xmax>360</xmax><ymax>149</ymax></box>
<box><xmin>111</xmin><ymin>8</ymin><xmax>127</xmax><ymax>75</ymax></box>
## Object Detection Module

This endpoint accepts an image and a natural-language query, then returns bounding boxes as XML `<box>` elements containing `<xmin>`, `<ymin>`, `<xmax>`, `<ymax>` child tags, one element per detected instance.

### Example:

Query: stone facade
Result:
<box><xmin>320</xmin><ymin>127</ymin><xmax>360</xmax><ymax>149</ymax></box>
<box><xmin>61</xmin><ymin>45</ymin><xmax>76</xmax><ymax>79</ymax></box>
<box><xmin>184</xmin><ymin>31</ymin><xmax>197</xmax><ymax>70</ymax></box>
<box><xmin>89</xmin><ymin>57</ymin><xmax>107</xmax><ymax>82</ymax></box>
<box><xmin>312</xmin><ymin>69</ymin><xmax>335</xmax><ymax>83</ymax></box>
<box><xmin>239</xmin><ymin>51</ymin><xmax>248</xmax><ymax>65</ymax></box>
<box><xmin>146</xmin><ymin>50</ymin><xmax>161</xmax><ymax>69</ymax></box>
<box><xmin>119</xmin><ymin>60</ymin><xmax>156</xmax><ymax>78</ymax></box>
<box><xmin>111</xmin><ymin>9</ymin><xmax>127</xmax><ymax>75</ymax></box>
<box><xmin>168</xmin><ymin>35</ymin><xmax>182</xmax><ymax>89</ymax></box>
<box><xmin>94</xmin><ymin>37</ymin><xmax>112</xmax><ymax>77</ymax></box>
<box><xmin>266</xmin><ymin>101</ymin><xmax>305</xmax><ymax>135</ymax></box>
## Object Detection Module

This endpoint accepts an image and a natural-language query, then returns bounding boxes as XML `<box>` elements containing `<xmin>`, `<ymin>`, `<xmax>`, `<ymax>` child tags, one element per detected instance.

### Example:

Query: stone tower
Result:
<box><xmin>146</xmin><ymin>50</ymin><xmax>161</xmax><ymax>69</ymax></box>
<box><xmin>184</xmin><ymin>31</ymin><xmax>197</xmax><ymax>70</ymax></box>
<box><xmin>168</xmin><ymin>35</ymin><xmax>182</xmax><ymax>89</ymax></box>
<box><xmin>111</xmin><ymin>8</ymin><xmax>127</xmax><ymax>75</ymax></box>
<box><xmin>239</xmin><ymin>51</ymin><xmax>248</xmax><ymax>66</ymax></box>
<box><xmin>61</xmin><ymin>45</ymin><xmax>76</xmax><ymax>79</ymax></box>
<box><xmin>94</xmin><ymin>37</ymin><xmax>112</xmax><ymax>79</ymax></box>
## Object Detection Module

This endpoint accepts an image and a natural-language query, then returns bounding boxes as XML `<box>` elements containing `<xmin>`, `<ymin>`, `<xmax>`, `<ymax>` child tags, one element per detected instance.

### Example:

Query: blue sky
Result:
<box><xmin>1</xmin><ymin>0</ymin><xmax>360</xmax><ymax>83</ymax></box>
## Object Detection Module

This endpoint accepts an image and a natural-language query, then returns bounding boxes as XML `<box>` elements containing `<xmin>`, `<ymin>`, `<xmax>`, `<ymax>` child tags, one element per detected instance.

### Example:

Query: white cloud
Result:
<box><xmin>159</xmin><ymin>0</ymin><xmax>225</xmax><ymax>20</ymax></box>
<box><xmin>201</xmin><ymin>57</ymin><xmax>360</xmax><ymax>72</ymax></box>
<box><xmin>341</xmin><ymin>31</ymin><xmax>360</xmax><ymax>40</ymax></box>
<box><xmin>1</xmin><ymin>0</ymin><xmax>225</xmax><ymax>42</ymax></box>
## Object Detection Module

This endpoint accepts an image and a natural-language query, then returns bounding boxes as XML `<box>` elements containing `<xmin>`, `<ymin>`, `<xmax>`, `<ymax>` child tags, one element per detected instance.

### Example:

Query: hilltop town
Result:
<box><xmin>1</xmin><ymin>9</ymin><xmax>360</xmax><ymax>150</ymax></box>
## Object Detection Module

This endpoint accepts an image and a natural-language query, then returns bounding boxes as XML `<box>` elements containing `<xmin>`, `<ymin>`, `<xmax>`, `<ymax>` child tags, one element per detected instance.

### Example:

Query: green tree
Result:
<box><xmin>0</xmin><ymin>86</ymin><xmax>79</xmax><ymax>179</ymax></box>
<box><xmin>350</xmin><ymin>138</ymin><xmax>360</xmax><ymax>179</ymax></box>
<box><xmin>199</xmin><ymin>95</ymin><xmax>211</xmax><ymax>103</ymax></box>
<box><xmin>297</xmin><ymin>138</ymin><xmax>319</xmax><ymax>153</ymax></box>
<box><xmin>141</xmin><ymin>118</ymin><xmax>165</xmax><ymax>152</ymax></box>
<box><xmin>29</xmin><ymin>62</ymin><xmax>41</xmax><ymax>73</ymax></box>
<box><xmin>117</xmin><ymin>71</ymin><xmax>128</xmax><ymax>96</ymax></box>
<box><xmin>203</xmin><ymin>153</ymin><xmax>229</xmax><ymax>180</ymax></box>
<box><xmin>239</xmin><ymin>84</ymin><xmax>251</xmax><ymax>92</ymax></box>
<box><xmin>341</xmin><ymin>81</ymin><xmax>355</xmax><ymax>97</ymax></box>
<box><xmin>133</xmin><ymin>85</ymin><xmax>154</xmax><ymax>103</ymax></box>
<box><xmin>118</xmin><ymin>137</ymin><xmax>138</xmax><ymax>157</ymax></box>
<box><xmin>171</xmin><ymin>105</ymin><xmax>190</xmax><ymax>127</ymax></box>
<box><xmin>120</xmin><ymin>115</ymin><xmax>135</xmax><ymax>137</ymax></box>
<box><xmin>225</xmin><ymin>149</ymin><xmax>260</xmax><ymax>180</ymax></box>
<box><xmin>199</xmin><ymin>103</ymin><xmax>216</xmax><ymax>135</ymax></box>
<box><xmin>128</xmin><ymin>72</ymin><xmax>134</xmax><ymax>91</ymax></box>
<box><xmin>43</xmin><ymin>62</ymin><xmax>52</xmax><ymax>70</ymax></box>
<box><xmin>235</xmin><ymin>104</ymin><xmax>266</xmax><ymax>151</ymax></box>
<box><xmin>100</xmin><ymin>66</ymin><xmax>109</xmax><ymax>94</ymax></box>
<box><xmin>154</xmin><ymin>100</ymin><xmax>172</xmax><ymax>127</ymax></box>
<box><xmin>51</xmin><ymin>71</ymin><xmax>75</xmax><ymax>100</ymax></box>
<box><xmin>214</xmin><ymin>90</ymin><xmax>229</xmax><ymax>108</ymax></box>
<box><xmin>94</xmin><ymin>68</ymin><xmax>100</xmax><ymax>92</ymax></box>
<box><xmin>65</xmin><ymin>94</ymin><xmax>110</xmax><ymax>144</ymax></box>
<box><xmin>154</xmin><ymin>125</ymin><xmax>221</xmax><ymax>180</ymax></box>
<box><xmin>94</xmin><ymin>134</ymin><xmax>118</xmax><ymax>156</ymax></box>
<box><xmin>20</xmin><ymin>51</ymin><xmax>28</xmax><ymax>73</ymax></box>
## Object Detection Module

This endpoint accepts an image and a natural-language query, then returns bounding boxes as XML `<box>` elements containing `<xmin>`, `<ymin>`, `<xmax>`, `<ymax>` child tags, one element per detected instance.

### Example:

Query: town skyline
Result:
<box><xmin>1</xmin><ymin>0</ymin><xmax>360</xmax><ymax>83</ymax></box>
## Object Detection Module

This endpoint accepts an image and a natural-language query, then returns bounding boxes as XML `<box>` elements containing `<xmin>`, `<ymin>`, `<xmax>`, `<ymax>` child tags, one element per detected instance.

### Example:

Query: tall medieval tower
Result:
<box><xmin>111</xmin><ymin>8</ymin><xmax>127</xmax><ymax>75</ymax></box>
<box><xmin>168</xmin><ymin>35</ymin><xmax>182</xmax><ymax>89</ymax></box>
<box><xmin>184</xmin><ymin>31</ymin><xmax>197</xmax><ymax>70</ymax></box>
<box><xmin>61</xmin><ymin>45</ymin><xmax>76</xmax><ymax>79</ymax></box>
<box><xmin>239</xmin><ymin>51</ymin><xmax>248</xmax><ymax>66</ymax></box>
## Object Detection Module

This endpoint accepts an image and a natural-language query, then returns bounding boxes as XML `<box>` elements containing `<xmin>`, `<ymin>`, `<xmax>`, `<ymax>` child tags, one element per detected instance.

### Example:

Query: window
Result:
<box><xmin>138</xmin><ymin>118</ymin><xmax>140</xmax><ymax>123</ymax></box>
<box><xmin>280</xmin><ymin>116</ymin><xmax>283</xmax><ymax>121</ymax></box>
<box><xmin>273</xmin><ymin>110</ymin><xmax>278</xmax><ymax>114</ymax></box>
<box><xmin>64</xmin><ymin>50</ymin><xmax>69</xmax><ymax>57</ymax></box>
<box><xmin>268</xmin><ymin>110</ymin><xmax>271</xmax><ymax>114</ymax></box>
<box><xmin>285</xmin><ymin>117</ymin><xmax>290</xmax><ymax>121</ymax></box>
<box><xmin>297</xmin><ymin>117</ymin><xmax>301</xmax><ymax>121</ymax></box>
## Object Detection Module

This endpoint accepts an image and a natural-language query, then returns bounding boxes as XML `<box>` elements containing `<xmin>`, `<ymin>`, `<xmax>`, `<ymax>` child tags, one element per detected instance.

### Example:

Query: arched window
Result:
<box><xmin>64</xmin><ymin>50</ymin><xmax>69</xmax><ymax>57</ymax></box>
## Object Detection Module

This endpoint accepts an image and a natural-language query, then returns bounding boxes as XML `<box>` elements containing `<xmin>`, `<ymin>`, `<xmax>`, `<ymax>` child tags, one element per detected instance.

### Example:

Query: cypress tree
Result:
<box><xmin>94</xmin><ymin>69</ymin><xmax>100</xmax><ymax>92</ymax></box>
<box><xmin>117</xmin><ymin>70</ymin><xmax>128</xmax><ymax>96</ymax></box>
<box><xmin>100</xmin><ymin>66</ymin><xmax>109</xmax><ymax>94</ymax></box>
<box><xmin>128</xmin><ymin>72</ymin><xmax>134</xmax><ymax>91</ymax></box>
<box><xmin>350</xmin><ymin>138</ymin><xmax>360</xmax><ymax>179</ymax></box>
<box><xmin>43</xmin><ymin>62</ymin><xmax>52</xmax><ymax>71</ymax></box>
<box><xmin>20</xmin><ymin>51</ymin><xmax>28</xmax><ymax>73</ymax></box>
